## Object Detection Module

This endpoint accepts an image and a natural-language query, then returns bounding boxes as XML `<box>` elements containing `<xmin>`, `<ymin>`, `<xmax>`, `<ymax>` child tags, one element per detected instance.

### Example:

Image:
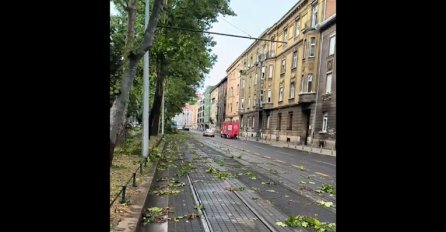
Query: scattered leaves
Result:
<box><xmin>245</xmin><ymin>171</ymin><xmax>257</xmax><ymax>180</ymax></box>
<box><xmin>316</xmin><ymin>200</ymin><xmax>334</xmax><ymax>208</ymax></box>
<box><xmin>142</xmin><ymin>207</ymin><xmax>171</xmax><ymax>225</ymax></box>
<box><xmin>315</xmin><ymin>184</ymin><xmax>336</xmax><ymax>194</ymax></box>
<box><xmin>277</xmin><ymin>215</ymin><xmax>336</xmax><ymax>232</ymax></box>
<box><xmin>194</xmin><ymin>204</ymin><xmax>204</xmax><ymax>210</ymax></box>
<box><xmin>275</xmin><ymin>221</ymin><xmax>288</xmax><ymax>227</ymax></box>
<box><xmin>168</xmin><ymin>181</ymin><xmax>186</xmax><ymax>187</ymax></box>
<box><xmin>152</xmin><ymin>189</ymin><xmax>181</xmax><ymax>196</ymax></box>
<box><xmin>225</xmin><ymin>186</ymin><xmax>245</xmax><ymax>191</ymax></box>
<box><xmin>206</xmin><ymin>167</ymin><xmax>219</xmax><ymax>174</ymax></box>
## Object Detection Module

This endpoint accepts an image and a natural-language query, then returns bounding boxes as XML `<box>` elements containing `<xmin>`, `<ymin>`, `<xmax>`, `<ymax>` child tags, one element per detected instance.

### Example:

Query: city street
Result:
<box><xmin>139</xmin><ymin>132</ymin><xmax>335</xmax><ymax>232</ymax></box>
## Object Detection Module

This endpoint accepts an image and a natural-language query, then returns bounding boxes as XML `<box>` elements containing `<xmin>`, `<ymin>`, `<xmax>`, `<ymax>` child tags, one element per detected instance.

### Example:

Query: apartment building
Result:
<box><xmin>233</xmin><ymin>0</ymin><xmax>326</xmax><ymax>145</ymax></box>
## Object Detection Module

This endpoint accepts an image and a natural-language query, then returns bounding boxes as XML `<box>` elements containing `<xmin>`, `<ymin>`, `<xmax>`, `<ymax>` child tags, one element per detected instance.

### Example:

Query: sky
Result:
<box><xmin>111</xmin><ymin>1</ymin><xmax>299</xmax><ymax>93</ymax></box>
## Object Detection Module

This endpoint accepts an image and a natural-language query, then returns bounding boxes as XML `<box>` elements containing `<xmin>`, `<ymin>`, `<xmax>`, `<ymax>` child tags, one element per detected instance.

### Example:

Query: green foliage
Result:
<box><xmin>316</xmin><ymin>200</ymin><xmax>334</xmax><ymax>208</ymax></box>
<box><xmin>110</xmin><ymin>0</ymin><xmax>235</xmax><ymax>123</ymax></box>
<box><xmin>149</xmin><ymin>147</ymin><xmax>162</xmax><ymax>161</ymax></box>
<box><xmin>315</xmin><ymin>184</ymin><xmax>336</xmax><ymax>194</ymax></box>
<box><xmin>115</xmin><ymin>128</ymin><xmax>142</xmax><ymax>155</ymax></box>
<box><xmin>276</xmin><ymin>215</ymin><xmax>336</xmax><ymax>232</ymax></box>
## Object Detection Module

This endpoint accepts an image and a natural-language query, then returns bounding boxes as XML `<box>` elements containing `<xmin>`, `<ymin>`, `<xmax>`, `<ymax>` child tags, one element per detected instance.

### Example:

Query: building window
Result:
<box><xmin>242</xmin><ymin>79</ymin><xmax>245</xmax><ymax>88</ymax></box>
<box><xmin>311</xmin><ymin>3</ymin><xmax>318</xmax><ymax>27</ymax></box>
<box><xmin>309</xmin><ymin>37</ymin><xmax>316</xmax><ymax>57</ymax></box>
<box><xmin>294</xmin><ymin>19</ymin><xmax>300</xmax><ymax>38</ymax></box>
<box><xmin>325</xmin><ymin>73</ymin><xmax>333</xmax><ymax>94</ymax></box>
<box><xmin>292</xmin><ymin>51</ymin><xmax>298</xmax><ymax>69</ymax></box>
<box><xmin>302</xmin><ymin>39</ymin><xmax>306</xmax><ymax>59</ymax></box>
<box><xmin>329</xmin><ymin>33</ymin><xmax>336</xmax><ymax>55</ymax></box>
<box><xmin>248</xmin><ymin>97</ymin><xmax>251</xmax><ymax>108</ymax></box>
<box><xmin>290</xmin><ymin>82</ymin><xmax>295</xmax><ymax>98</ymax></box>
<box><xmin>260</xmin><ymin>90</ymin><xmax>264</xmax><ymax>104</ymax></box>
<box><xmin>255</xmin><ymin>73</ymin><xmax>258</xmax><ymax>85</ymax></box>
<box><xmin>252</xmin><ymin>116</ymin><xmax>255</xmax><ymax>128</ymax></box>
<box><xmin>230</xmin><ymin>103</ymin><xmax>232</xmax><ymax>113</ymax></box>
<box><xmin>261</xmin><ymin>66</ymin><xmax>265</xmax><ymax>79</ymax></box>
<box><xmin>288</xmin><ymin>112</ymin><xmax>293</xmax><ymax>130</ymax></box>
<box><xmin>281</xmin><ymin>59</ymin><xmax>286</xmax><ymax>74</ymax></box>
<box><xmin>322</xmin><ymin>112</ymin><xmax>328</xmax><ymax>132</ymax></box>
<box><xmin>250</xmin><ymin>56</ymin><xmax>253</xmax><ymax>67</ymax></box>
<box><xmin>283</xmin><ymin>28</ymin><xmax>288</xmax><ymax>42</ymax></box>
<box><xmin>307</xmin><ymin>74</ymin><xmax>313</xmax><ymax>92</ymax></box>
<box><xmin>241</xmin><ymin>98</ymin><xmax>244</xmax><ymax>109</ymax></box>
<box><xmin>277</xmin><ymin>113</ymin><xmax>282</xmax><ymax>130</ymax></box>
<box><xmin>279</xmin><ymin>87</ymin><xmax>284</xmax><ymax>101</ymax></box>
<box><xmin>269</xmin><ymin>65</ymin><xmax>273</xmax><ymax>78</ymax></box>
<box><xmin>266</xmin><ymin>114</ymin><xmax>271</xmax><ymax>129</ymax></box>
<box><xmin>267</xmin><ymin>89</ymin><xmax>271</xmax><ymax>103</ymax></box>
<box><xmin>271</xmin><ymin>36</ymin><xmax>275</xmax><ymax>56</ymax></box>
<box><xmin>253</xmin><ymin>95</ymin><xmax>256</xmax><ymax>106</ymax></box>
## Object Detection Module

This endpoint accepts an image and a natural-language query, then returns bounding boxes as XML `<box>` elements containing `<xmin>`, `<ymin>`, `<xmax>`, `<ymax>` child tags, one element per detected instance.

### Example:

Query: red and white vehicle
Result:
<box><xmin>220</xmin><ymin>121</ymin><xmax>239</xmax><ymax>139</ymax></box>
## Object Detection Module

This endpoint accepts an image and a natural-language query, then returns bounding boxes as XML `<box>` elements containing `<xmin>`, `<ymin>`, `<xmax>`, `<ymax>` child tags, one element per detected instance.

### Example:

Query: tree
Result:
<box><xmin>148</xmin><ymin>0</ymin><xmax>235</xmax><ymax>135</ymax></box>
<box><xmin>110</xmin><ymin>0</ymin><xmax>165</xmax><ymax>164</ymax></box>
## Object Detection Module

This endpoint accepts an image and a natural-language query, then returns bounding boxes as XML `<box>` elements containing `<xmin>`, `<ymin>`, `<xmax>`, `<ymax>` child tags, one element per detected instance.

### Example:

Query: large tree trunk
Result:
<box><xmin>149</xmin><ymin>59</ymin><xmax>165</xmax><ymax>136</ymax></box>
<box><xmin>110</xmin><ymin>57</ymin><xmax>139</xmax><ymax>147</ymax></box>
<box><xmin>115</xmin><ymin>107</ymin><xmax>129</xmax><ymax>147</ymax></box>
<box><xmin>110</xmin><ymin>0</ymin><xmax>165</xmax><ymax>165</ymax></box>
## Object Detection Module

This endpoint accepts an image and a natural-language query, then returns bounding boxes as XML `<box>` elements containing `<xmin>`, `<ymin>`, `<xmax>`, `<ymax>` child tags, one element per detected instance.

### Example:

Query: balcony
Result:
<box><xmin>263</xmin><ymin>102</ymin><xmax>273</xmax><ymax>109</ymax></box>
<box><xmin>298</xmin><ymin>92</ymin><xmax>316</xmax><ymax>103</ymax></box>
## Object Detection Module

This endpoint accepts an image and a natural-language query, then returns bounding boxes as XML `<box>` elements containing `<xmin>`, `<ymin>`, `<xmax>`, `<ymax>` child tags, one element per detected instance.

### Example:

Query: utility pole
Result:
<box><xmin>142</xmin><ymin>0</ymin><xmax>150</xmax><ymax>158</ymax></box>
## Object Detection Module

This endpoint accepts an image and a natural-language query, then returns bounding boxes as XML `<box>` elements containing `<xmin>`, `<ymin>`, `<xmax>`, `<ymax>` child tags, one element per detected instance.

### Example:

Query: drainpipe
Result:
<box><xmin>311</xmin><ymin>25</ymin><xmax>324</xmax><ymax>146</ymax></box>
<box><xmin>323</xmin><ymin>0</ymin><xmax>327</xmax><ymax>21</ymax></box>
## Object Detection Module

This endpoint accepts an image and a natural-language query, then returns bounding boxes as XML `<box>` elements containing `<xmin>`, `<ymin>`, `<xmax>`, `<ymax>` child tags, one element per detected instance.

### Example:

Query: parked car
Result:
<box><xmin>203</xmin><ymin>128</ymin><xmax>215</xmax><ymax>137</ymax></box>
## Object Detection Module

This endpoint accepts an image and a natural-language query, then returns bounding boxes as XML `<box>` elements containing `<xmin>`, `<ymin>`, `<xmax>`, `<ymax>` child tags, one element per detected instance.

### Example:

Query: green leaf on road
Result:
<box><xmin>275</xmin><ymin>221</ymin><xmax>288</xmax><ymax>227</ymax></box>
<box><xmin>317</xmin><ymin>200</ymin><xmax>334</xmax><ymax>208</ymax></box>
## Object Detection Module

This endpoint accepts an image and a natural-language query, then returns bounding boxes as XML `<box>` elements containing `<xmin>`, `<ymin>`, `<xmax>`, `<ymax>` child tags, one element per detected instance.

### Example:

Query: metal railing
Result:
<box><xmin>110</xmin><ymin>135</ymin><xmax>164</xmax><ymax>207</ymax></box>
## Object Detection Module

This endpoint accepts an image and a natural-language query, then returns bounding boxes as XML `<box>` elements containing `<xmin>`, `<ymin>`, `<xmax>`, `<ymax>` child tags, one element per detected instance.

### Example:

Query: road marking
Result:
<box><xmin>263</xmin><ymin>156</ymin><xmax>271</xmax><ymax>159</ymax></box>
<box><xmin>277</xmin><ymin>151</ymin><xmax>291</xmax><ymax>155</ymax></box>
<box><xmin>274</xmin><ymin>159</ymin><xmax>286</xmax><ymax>164</ymax></box>
<box><xmin>315</xmin><ymin>172</ymin><xmax>330</xmax><ymax>177</ymax></box>
<box><xmin>253</xmin><ymin>145</ymin><xmax>265</xmax><ymax>150</ymax></box>
<box><xmin>315</xmin><ymin>160</ymin><xmax>336</xmax><ymax>167</ymax></box>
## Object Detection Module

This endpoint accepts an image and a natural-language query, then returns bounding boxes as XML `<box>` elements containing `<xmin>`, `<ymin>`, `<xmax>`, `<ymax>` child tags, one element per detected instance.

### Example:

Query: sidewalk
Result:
<box><xmin>239</xmin><ymin>135</ymin><xmax>336</xmax><ymax>157</ymax></box>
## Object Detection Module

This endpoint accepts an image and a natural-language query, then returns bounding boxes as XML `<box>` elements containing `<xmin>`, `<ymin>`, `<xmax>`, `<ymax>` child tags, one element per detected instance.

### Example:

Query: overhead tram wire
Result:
<box><xmin>156</xmin><ymin>25</ymin><xmax>287</xmax><ymax>44</ymax></box>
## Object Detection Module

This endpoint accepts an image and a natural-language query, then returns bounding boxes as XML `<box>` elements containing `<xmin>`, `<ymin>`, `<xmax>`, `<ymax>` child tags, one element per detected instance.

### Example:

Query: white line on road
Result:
<box><xmin>277</xmin><ymin>151</ymin><xmax>291</xmax><ymax>155</ymax></box>
<box><xmin>315</xmin><ymin>160</ymin><xmax>336</xmax><ymax>167</ymax></box>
